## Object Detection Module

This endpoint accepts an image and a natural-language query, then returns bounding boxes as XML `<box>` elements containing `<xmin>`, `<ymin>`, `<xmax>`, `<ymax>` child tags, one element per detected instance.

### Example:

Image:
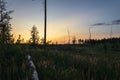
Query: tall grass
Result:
<box><xmin>0</xmin><ymin>44</ymin><xmax>120</xmax><ymax>80</ymax></box>
<box><xmin>28</xmin><ymin>45</ymin><xmax>120</xmax><ymax>80</ymax></box>
<box><xmin>0</xmin><ymin>45</ymin><xmax>31</xmax><ymax>80</ymax></box>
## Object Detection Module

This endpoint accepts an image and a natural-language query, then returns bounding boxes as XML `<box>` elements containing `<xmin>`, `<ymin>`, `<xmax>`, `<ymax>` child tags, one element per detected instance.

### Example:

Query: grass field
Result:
<box><xmin>0</xmin><ymin>43</ymin><xmax>120</xmax><ymax>80</ymax></box>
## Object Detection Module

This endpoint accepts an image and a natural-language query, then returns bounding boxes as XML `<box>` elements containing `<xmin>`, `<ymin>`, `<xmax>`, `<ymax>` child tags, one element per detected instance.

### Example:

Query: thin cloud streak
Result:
<box><xmin>92</xmin><ymin>19</ymin><xmax>120</xmax><ymax>26</ymax></box>
<box><xmin>112</xmin><ymin>19</ymin><xmax>120</xmax><ymax>25</ymax></box>
<box><xmin>92</xmin><ymin>23</ymin><xmax>106</xmax><ymax>26</ymax></box>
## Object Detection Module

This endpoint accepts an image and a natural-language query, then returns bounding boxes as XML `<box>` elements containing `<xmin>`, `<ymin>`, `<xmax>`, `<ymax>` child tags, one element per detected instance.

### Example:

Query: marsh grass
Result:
<box><xmin>0</xmin><ymin>44</ymin><xmax>120</xmax><ymax>80</ymax></box>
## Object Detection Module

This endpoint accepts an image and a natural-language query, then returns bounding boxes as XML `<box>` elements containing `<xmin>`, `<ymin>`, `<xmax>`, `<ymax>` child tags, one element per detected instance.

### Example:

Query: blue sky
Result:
<box><xmin>6</xmin><ymin>0</ymin><xmax>120</xmax><ymax>43</ymax></box>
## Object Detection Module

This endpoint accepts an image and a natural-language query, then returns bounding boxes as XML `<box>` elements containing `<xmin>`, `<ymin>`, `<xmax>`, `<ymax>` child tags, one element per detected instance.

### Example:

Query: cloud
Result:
<box><xmin>92</xmin><ymin>19</ymin><xmax>120</xmax><ymax>26</ymax></box>
<box><xmin>92</xmin><ymin>23</ymin><xmax>106</xmax><ymax>26</ymax></box>
<box><xmin>112</xmin><ymin>19</ymin><xmax>120</xmax><ymax>25</ymax></box>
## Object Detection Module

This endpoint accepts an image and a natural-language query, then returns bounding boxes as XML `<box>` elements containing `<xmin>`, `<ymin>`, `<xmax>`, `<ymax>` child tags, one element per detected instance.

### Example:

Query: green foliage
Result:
<box><xmin>0</xmin><ymin>0</ymin><xmax>14</xmax><ymax>44</ymax></box>
<box><xmin>0</xmin><ymin>43</ymin><xmax>120</xmax><ymax>80</ymax></box>
<box><xmin>29</xmin><ymin>25</ymin><xmax>39</xmax><ymax>44</ymax></box>
<box><xmin>26</xmin><ymin>44</ymin><xmax>120</xmax><ymax>80</ymax></box>
<box><xmin>0</xmin><ymin>45</ymin><xmax>29</xmax><ymax>80</ymax></box>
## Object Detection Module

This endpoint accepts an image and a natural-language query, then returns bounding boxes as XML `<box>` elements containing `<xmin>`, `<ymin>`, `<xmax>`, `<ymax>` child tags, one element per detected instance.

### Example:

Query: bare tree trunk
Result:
<box><xmin>44</xmin><ymin>0</ymin><xmax>47</xmax><ymax>46</ymax></box>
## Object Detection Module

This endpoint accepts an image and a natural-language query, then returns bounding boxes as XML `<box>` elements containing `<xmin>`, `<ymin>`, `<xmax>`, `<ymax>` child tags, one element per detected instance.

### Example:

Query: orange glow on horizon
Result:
<box><xmin>12</xmin><ymin>32</ymin><xmax>120</xmax><ymax>44</ymax></box>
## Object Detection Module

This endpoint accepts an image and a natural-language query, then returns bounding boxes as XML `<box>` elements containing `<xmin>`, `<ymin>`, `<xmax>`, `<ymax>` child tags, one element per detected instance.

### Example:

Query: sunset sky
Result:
<box><xmin>6</xmin><ymin>0</ymin><xmax>120</xmax><ymax>44</ymax></box>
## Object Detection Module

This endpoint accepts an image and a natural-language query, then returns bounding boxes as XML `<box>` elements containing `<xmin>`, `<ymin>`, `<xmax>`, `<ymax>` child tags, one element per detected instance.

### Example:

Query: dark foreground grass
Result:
<box><xmin>29</xmin><ymin>48</ymin><xmax>120</xmax><ymax>80</ymax></box>
<box><xmin>0</xmin><ymin>44</ymin><xmax>120</xmax><ymax>80</ymax></box>
<box><xmin>0</xmin><ymin>45</ymin><xmax>31</xmax><ymax>80</ymax></box>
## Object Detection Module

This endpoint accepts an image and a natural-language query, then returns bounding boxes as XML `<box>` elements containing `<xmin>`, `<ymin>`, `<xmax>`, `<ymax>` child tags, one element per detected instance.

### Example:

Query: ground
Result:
<box><xmin>0</xmin><ymin>43</ymin><xmax>120</xmax><ymax>80</ymax></box>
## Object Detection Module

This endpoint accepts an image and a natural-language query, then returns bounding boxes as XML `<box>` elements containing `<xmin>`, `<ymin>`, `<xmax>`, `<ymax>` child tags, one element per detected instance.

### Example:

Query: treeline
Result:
<box><xmin>79</xmin><ymin>37</ymin><xmax>120</xmax><ymax>45</ymax></box>
<box><xmin>67</xmin><ymin>37</ymin><xmax>120</xmax><ymax>45</ymax></box>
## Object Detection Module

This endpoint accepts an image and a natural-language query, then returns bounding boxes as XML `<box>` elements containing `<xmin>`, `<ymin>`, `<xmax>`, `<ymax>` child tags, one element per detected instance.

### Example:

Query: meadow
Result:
<box><xmin>0</xmin><ymin>0</ymin><xmax>120</xmax><ymax>80</ymax></box>
<box><xmin>0</xmin><ymin>43</ymin><xmax>120</xmax><ymax>80</ymax></box>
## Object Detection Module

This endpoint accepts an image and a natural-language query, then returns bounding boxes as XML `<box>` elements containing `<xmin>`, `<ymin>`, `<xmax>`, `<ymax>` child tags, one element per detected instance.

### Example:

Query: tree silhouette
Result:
<box><xmin>78</xmin><ymin>39</ymin><xmax>84</xmax><ymax>44</ymax></box>
<box><xmin>16</xmin><ymin>34</ymin><xmax>21</xmax><ymax>44</ymax></box>
<box><xmin>44</xmin><ymin>0</ymin><xmax>47</xmax><ymax>46</ymax></box>
<box><xmin>72</xmin><ymin>36</ymin><xmax>76</xmax><ymax>44</ymax></box>
<box><xmin>32</xmin><ymin>0</ymin><xmax>47</xmax><ymax>46</ymax></box>
<box><xmin>30</xmin><ymin>25</ymin><xmax>39</xmax><ymax>44</ymax></box>
<box><xmin>0</xmin><ymin>0</ymin><xmax>14</xmax><ymax>44</ymax></box>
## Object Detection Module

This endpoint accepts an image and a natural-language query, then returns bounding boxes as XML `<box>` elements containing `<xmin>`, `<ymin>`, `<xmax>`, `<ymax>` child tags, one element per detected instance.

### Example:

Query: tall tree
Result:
<box><xmin>0</xmin><ymin>0</ymin><xmax>14</xmax><ymax>44</ymax></box>
<box><xmin>30</xmin><ymin>25</ymin><xmax>39</xmax><ymax>44</ymax></box>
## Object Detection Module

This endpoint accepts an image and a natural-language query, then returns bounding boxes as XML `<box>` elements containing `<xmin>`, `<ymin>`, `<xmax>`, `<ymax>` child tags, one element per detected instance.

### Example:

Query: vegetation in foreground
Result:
<box><xmin>0</xmin><ymin>42</ymin><xmax>120</xmax><ymax>80</ymax></box>
<box><xmin>0</xmin><ymin>0</ymin><xmax>120</xmax><ymax>80</ymax></box>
